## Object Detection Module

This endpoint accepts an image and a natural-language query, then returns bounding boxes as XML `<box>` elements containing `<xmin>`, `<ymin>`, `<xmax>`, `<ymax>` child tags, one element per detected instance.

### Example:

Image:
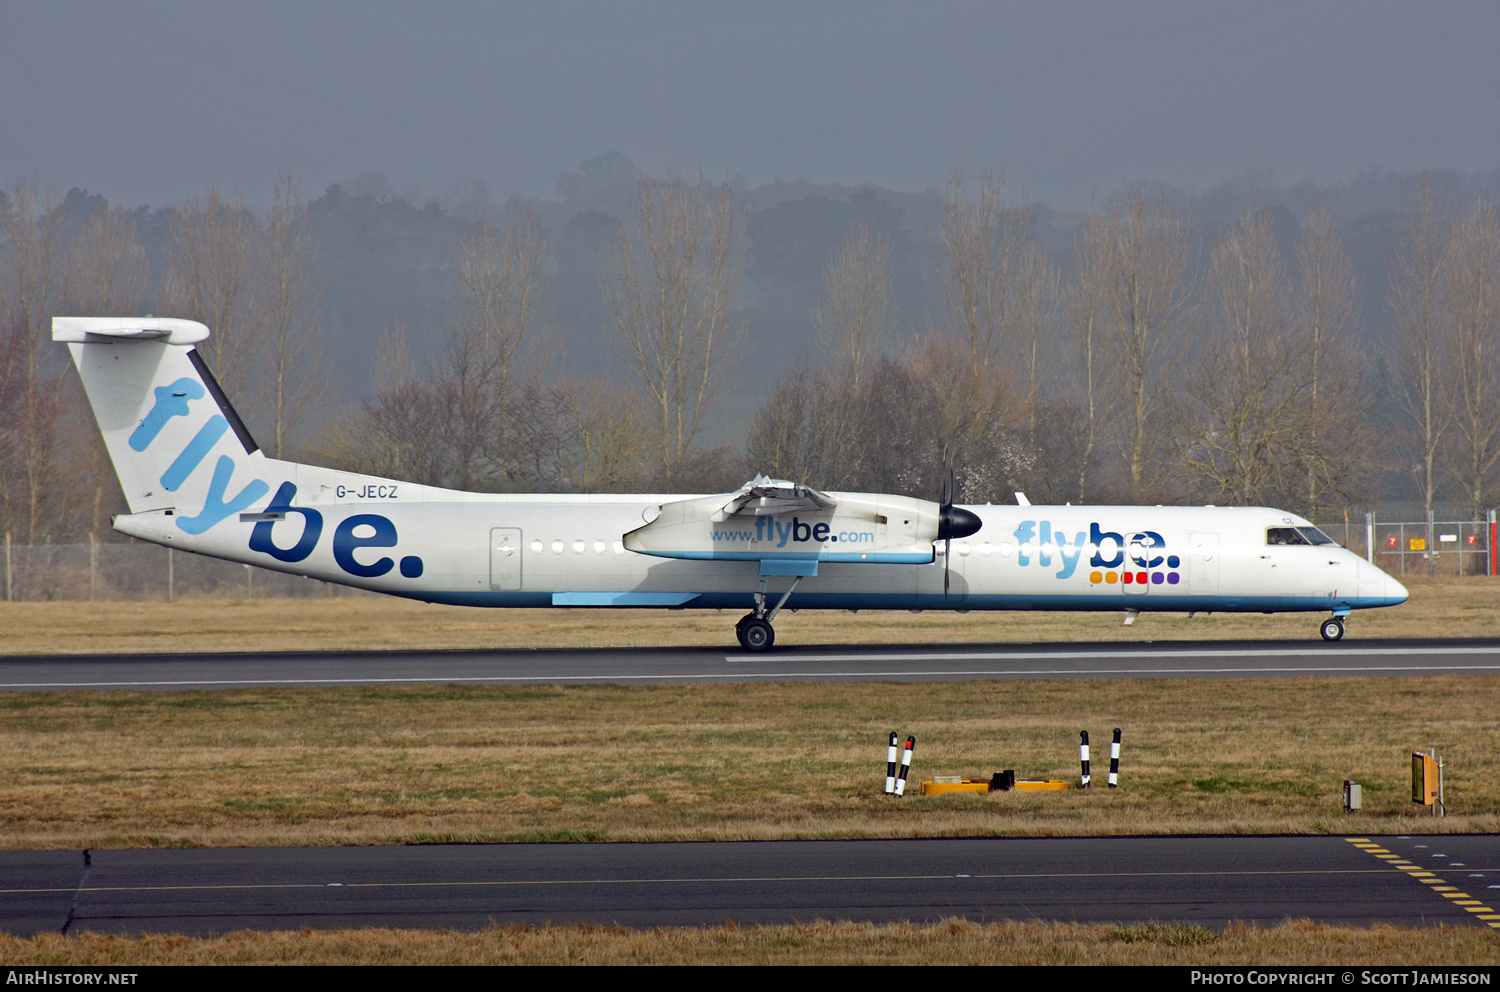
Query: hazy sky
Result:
<box><xmin>4</xmin><ymin>1</ymin><xmax>1498</xmax><ymax>209</ymax></box>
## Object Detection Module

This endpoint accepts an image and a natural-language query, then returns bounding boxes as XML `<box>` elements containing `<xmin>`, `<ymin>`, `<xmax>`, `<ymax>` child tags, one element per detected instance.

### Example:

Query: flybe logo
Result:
<box><xmin>249</xmin><ymin>483</ymin><xmax>424</xmax><ymax>578</ymax></box>
<box><xmin>1013</xmin><ymin>521</ymin><xmax>1181</xmax><ymax>586</ymax></box>
<box><xmin>132</xmin><ymin>375</ymin><xmax>423</xmax><ymax>580</ymax></box>
<box><xmin>711</xmin><ymin>516</ymin><xmax>875</xmax><ymax>547</ymax></box>
<box><xmin>134</xmin><ymin>378</ymin><xmax>268</xmax><ymax>536</ymax></box>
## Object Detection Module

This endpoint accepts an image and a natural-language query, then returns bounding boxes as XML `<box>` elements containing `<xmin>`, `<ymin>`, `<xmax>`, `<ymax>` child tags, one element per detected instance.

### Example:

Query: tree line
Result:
<box><xmin>3</xmin><ymin>170</ymin><xmax>1498</xmax><ymax>547</ymax></box>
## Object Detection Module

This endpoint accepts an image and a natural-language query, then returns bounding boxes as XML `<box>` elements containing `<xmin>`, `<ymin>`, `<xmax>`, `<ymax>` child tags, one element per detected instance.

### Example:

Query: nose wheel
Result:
<box><xmin>736</xmin><ymin>614</ymin><xmax>775</xmax><ymax>652</ymax></box>
<box><xmin>1320</xmin><ymin>617</ymin><xmax>1345</xmax><ymax>642</ymax></box>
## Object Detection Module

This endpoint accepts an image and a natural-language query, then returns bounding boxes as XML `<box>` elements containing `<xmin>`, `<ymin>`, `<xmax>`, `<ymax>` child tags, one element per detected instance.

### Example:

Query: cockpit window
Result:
<box><xmin>1267</xmin><ymin>526</ymin><xmax>1339</xmax><ymax>547</ymax></box>
<box><xmin>1296</xmin><ymin>526</ymin><xmax>1336</xmax><ymax>546</ymax></box>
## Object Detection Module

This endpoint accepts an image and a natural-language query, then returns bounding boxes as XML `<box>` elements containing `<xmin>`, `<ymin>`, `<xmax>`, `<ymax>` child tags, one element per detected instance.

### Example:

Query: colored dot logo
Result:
<box><xmin>1090</xmin><ymin>555</ymin><xmax>1181</xmax><ymax>586</ymax></box>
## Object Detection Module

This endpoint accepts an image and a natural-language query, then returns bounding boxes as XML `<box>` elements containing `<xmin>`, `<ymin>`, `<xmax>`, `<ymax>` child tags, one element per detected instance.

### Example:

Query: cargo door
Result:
<box><xmin>490</xmin><ymin>527</ymin><xmax>523</xmax><ymax>591</ymax></box>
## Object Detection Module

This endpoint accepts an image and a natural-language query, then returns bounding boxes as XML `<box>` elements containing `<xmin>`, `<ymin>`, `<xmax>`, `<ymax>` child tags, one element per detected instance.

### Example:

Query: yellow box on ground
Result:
<box><xmin>921</xmin><ymin>780</ymin><xmax>991</xmax><ymax>795</ymax></box>
<box><xmin>919</xmin><ymin>779</ymin><xmax>1071</xmax><ymax>795</ymax></box>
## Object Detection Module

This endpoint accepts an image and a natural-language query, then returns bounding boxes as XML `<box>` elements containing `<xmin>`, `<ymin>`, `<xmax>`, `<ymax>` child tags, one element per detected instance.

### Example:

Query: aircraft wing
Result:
<box><xmin>711</xmin><ymin>475</ymin><xmax>837</xmax><ymax>522</ymax></box>
<box><xmin>624</xmin><ymin>476</ymin><xmax>943</xmax><ymax>564</ymax></box>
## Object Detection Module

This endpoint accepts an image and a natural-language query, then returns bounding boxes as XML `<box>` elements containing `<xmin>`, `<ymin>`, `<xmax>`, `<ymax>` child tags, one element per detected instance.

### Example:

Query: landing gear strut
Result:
<box><xmin>1320</xmin><ymin>617</ymin><xmax>1345</xmax><ymax>642</ymax></box>
<box><xmin>735</xmin><ymin>573</ymin><xmax>804</xmax><ymax>652</ymax></box>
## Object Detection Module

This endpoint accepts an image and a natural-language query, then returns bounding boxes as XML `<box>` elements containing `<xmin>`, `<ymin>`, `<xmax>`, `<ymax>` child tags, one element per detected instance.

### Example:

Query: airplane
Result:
<box><xmin>54</xmin><ymin>316</ymin><xmax>1408</xmax><ymax>651</ymax></box>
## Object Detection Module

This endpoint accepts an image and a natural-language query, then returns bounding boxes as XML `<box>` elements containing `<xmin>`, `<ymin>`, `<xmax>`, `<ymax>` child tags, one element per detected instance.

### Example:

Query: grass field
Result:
<box><xmin>0</xmin><ymin>574</ymin><xmax>1495</xmax><ymax>655</ymax></box>
<box><xmin>3</xmin><ymin>920</ymin><xmax>1497</xmax><ymax>966</ymax></box>
<box><xmin>2</xmin><ymin>675</ymin><xmax>1496</xmax><ymax>848</ymax></box>
<box><xmin>3</xmin><ymin>579</ymin><xmax>1497</xmax><ymax>963</ymax></box>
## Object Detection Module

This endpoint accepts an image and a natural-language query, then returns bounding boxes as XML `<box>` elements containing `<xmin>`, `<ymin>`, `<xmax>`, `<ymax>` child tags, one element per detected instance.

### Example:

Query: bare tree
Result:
<box><xmin>1011</xmin><ymin>238</ymin><xmax>1058</xmax><ymax>472</ymax></box>
<box><xmin>931</xmin><ymin>172</ymin><xmax>1025</xmax><ymax>373</ymax></box>
<box><xmin>816</xmin><ymin>224</ymin><xmax>893</xmax><ymax>389</ymax></box>
<box><xmin>560</xmin><ymin>376</ymin><xmax>653</xmax><ymax>492</ymax></box>
<box><xmin>68</xmin><ymin>203</ymin><xmax>148</xmax><ymax>315</ymax></box>
<box><xmin>451</xmin><ymin>208</ymin><xmax>549</xmax><ymax>411</ymax></box>
<box><xmin>1388</xmin><ymin>175</ymin><xmax>1452</xmax><ymax>539</ymax></box>
<box><xmin>0</xmin><ymin>180</ymin><xmax>74</xmax><ymax>541</ymax></box>
<box><xmin>427</xmin><ymin>208</ymin><xmax>554</xmax><ymax>490</ymax></box>
<box><xmin>311</xmin><ymin>378</ymin><xmax>452</xmax><ymax>487</ymax></box>
<box><xmin>261</xmin><ymin>172</ymin><xmax>326</xmax><ymax>459</ymax></box>
<box><xmin>1442</xmin><ymin>198</ymin><xmax>1500</xmax><ymax>517</ymax></box>
<box><xmin>1177</xmin><ymin>207</ymin><xmax>1300</xmax><ymax>505</ymax></box>
<box><xmin>603</xmin><ymin>174</ymin><xmax>749</xmax><ymax>472</ymax></box>
<box><xmin>1065</xmin><ymin>206</ymin><xmax>1111</xmax><ymax>501</ymax></box>
<box><xmin>1094</xmin><ymin>190</ymin><xmax>1195</xmax><ymax>501</ymax></box>
<box><xmin>1292</xmin><ymin>206</ymin><xmax>1369</xmax><ymax>515</ymax></box>
<box><xmin>747</xmin><ymin>365</ymin><xmax>864</xmax><ymax>488</ymax></box>
<box><xmin>163</xmin><ymin>188</ymin><xmax>263</xmax><ymax>400</ymax></box>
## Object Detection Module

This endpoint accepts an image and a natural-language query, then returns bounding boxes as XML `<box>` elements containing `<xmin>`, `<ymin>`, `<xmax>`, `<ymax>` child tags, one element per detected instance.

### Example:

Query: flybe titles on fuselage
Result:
<box><xmin>1003</xmin><ymin>521</ymin><xmax>1182</xmax><ymax>586</ymax></box>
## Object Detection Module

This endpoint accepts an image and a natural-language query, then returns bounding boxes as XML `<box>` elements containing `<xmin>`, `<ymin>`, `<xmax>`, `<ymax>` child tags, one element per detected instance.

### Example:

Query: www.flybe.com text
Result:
<box><xmin>711</xmin><ymin>517</ymin><xmax>874</xmax><ymax>547</ymax></box>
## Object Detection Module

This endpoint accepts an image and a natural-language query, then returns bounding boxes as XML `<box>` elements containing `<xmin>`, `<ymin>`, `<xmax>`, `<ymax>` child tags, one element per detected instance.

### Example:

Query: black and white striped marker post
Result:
<box><xmin>1108</xmin><ymin>728</ymin><xmax>1121</xmax><ymax>788</ymax></box>
<box><xmin>1079</xmin><ymin>730</ymin><xmax>1091</xmax><ymax>788</ymax></box>
<box><xmin>894</xmin><ymin>736</ymin><xmax>915</xmax><ymax>796</ymax></box>
<box><xmin>885</xmin><ymin>731</ymin><xmax>899</xmax><ymax>795</ymax></box>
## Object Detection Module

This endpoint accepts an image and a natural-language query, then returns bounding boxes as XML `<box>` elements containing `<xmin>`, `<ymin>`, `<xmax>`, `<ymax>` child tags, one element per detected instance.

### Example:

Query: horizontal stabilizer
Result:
<box><xmin>53</xmin><ymin>317</ymin><xmax>210</xmax><ymax>345</ymax></box>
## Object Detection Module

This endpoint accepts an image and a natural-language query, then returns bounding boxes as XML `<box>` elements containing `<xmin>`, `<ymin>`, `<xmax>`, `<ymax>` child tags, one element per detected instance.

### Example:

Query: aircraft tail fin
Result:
<box><xmin>54</xmin><ymin>317</ymin><xmax>271</xmax><ymax>525</ymax></box>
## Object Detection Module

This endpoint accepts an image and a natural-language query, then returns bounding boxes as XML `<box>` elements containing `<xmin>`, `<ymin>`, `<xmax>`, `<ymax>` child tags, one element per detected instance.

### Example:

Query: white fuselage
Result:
<box><xmin>114</xmin><ymin>466</ymin><xmax>1407</xmax><ymax>615</ymax></box>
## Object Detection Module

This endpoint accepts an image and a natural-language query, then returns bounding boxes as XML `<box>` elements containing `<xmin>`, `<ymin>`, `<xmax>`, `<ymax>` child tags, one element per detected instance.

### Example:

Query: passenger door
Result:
<box><xmin>490</xmin><ymin>527</ymin><xmax>523</xmax><ymax>591</ymax></box>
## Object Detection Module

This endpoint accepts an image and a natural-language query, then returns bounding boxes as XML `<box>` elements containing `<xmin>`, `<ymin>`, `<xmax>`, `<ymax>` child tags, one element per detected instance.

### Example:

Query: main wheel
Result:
<box><xmin>1320</xmin><ymin>617</ymin><xmax>1345</xmax><ymax>642</ymax></box>
<box><xmin>740</xmin><ymin>618</ymin><xmax>775</xmax><ymax>652</ymax></box>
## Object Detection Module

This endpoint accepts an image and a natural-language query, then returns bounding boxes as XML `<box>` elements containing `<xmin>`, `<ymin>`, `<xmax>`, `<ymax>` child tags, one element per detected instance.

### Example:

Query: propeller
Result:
<box><xmin>936</xmin><ymin>458</ymin><xmax>982</xmax><ymax>599</ymax></box>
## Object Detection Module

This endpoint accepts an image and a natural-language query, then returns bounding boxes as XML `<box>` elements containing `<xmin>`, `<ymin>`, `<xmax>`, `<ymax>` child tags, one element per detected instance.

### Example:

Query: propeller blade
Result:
<box><xmin>944</xmin><ymin>534</ymin><xmax>952</xmax><ymax>598</ymax></box>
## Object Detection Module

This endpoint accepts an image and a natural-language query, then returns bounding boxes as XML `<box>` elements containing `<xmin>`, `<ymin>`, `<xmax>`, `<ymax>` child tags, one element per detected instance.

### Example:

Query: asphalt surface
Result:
<box><xmin>3</xmin><ymin>835</ymin><xmax>1497</xmax><ymax>936</ymax></box>
<box><xmin>4</xmin><ymin>643</ymin><xmax>1496</xmax><ymax>940</ymax></box>
<box><xmin>1</xmin><ymin>638</ymin><xmax>1499</xmax><ymax>690</ymax></box>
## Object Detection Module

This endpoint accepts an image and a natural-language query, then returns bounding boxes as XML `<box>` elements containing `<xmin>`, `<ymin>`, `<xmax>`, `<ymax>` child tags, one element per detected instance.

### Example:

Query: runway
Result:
<box><xmin>3</xmin><ymin>835</ymin><xmax>1497</xmax><ymax>936</ymax></box>
<box><xmin>1</xmin><ymin>638</ymin><xmax>1499</xmax><ymax>690</ymax></box>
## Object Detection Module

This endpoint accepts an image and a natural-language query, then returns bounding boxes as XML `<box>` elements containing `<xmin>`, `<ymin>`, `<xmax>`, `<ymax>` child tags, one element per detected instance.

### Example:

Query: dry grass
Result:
<box><xmin>0</xmin><ymin>575</ymin><xmax>1495</xmax><ymax>655</ymax></box>
<box><xmin>1</xmin><ymin>920</ymin><xmax>1495</xmax><ymax>965</ymax></box>
<box><xmin>1</xmin><ymin>676</ymin><xmax>1497</xmax><ymax>848</ymax></box>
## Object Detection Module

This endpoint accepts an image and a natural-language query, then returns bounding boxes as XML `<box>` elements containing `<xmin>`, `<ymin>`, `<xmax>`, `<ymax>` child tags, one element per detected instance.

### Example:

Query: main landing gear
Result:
<box><xmin>1320</xmin><ymin>616</ymin><xmax>1346</xmax><ymax>642</ymax></box>
<box><xmin>736</xmin><ymin>614</ymin><xmax>774</xmax><ymax>651</ymax></box>
<box><xmin>735</xmin><ymin>573</ymin><xmax>806</xmax><ymax>652</ymax></box>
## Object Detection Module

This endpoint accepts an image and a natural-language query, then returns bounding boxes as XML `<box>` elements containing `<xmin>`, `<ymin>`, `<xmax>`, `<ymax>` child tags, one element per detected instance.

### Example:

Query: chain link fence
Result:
<box><xmin>1</xmin><ymin>536</ymin><xmax>370</xmax><ymax>602</ymax></box>
<box><xmin>1306</xmin><ymin>511</ymin><xmax>1498</xmax><ymax>578</ymax></box>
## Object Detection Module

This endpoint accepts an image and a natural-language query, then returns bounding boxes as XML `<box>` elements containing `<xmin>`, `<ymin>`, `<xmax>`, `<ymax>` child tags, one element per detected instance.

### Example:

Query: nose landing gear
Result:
<box><xmin>1320</xmin><ymin>616</ymin><xmax>1345</xmax><ymax>642</ymax></box>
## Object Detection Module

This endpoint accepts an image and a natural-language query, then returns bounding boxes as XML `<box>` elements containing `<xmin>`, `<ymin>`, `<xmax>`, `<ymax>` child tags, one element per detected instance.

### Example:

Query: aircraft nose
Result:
<box><xmin>1387</xmin><ymin>575</ymin><xmax>1409</xmax><ymax>604</ymax></box>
